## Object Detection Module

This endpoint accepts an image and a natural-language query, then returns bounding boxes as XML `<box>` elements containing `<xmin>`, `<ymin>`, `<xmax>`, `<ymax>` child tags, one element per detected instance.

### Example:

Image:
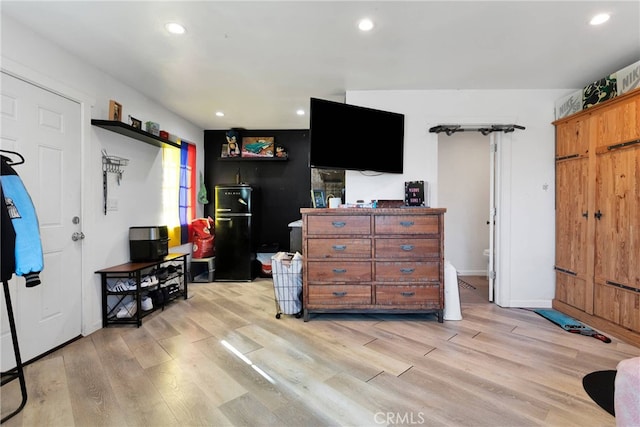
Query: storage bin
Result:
<box><xmin>271</xmin><ymin>252</ymin><xmax>303</xmax><ymax>318</ymax></box>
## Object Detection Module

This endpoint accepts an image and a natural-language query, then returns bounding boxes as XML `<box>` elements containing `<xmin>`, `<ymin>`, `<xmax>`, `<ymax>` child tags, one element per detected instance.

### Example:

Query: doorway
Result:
<box><xmin>311</xmin><ymin>168</ymin><xmax>345</xmax><ymax>205</ymax></box>
<box><xmin>437</xmin><ymin>132</ymin><xmax>492</xmax><ymax>299</ymax></box>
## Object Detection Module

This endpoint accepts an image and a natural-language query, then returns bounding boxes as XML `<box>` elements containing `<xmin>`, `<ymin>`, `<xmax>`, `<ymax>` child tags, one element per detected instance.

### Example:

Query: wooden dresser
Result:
<box><xmin>300</xmin><ymin>207</ymin><xmax>446</xmax><ymax>322</ymax></box>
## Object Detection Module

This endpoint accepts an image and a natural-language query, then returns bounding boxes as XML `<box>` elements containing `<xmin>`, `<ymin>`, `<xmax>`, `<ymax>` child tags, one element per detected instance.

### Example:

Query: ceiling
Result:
<box><xmin>2</xmin><ymin>1</ymin><xmax>639</xmax><ymax>130</ymax></box>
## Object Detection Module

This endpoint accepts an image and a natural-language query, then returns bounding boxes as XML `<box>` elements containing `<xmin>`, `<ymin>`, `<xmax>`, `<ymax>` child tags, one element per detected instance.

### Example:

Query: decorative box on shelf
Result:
<box><xmin>145</xmin><ymin>121</ymin><xmax>160</xmax><ymax>136</ymax></box>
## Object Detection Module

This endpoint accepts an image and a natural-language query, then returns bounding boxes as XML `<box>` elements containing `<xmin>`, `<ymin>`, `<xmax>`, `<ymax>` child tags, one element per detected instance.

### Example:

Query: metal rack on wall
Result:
<box><xmin>101</xmin><ymin>150</ymin><xmax>128</xmax><ymax>215</ymax></box>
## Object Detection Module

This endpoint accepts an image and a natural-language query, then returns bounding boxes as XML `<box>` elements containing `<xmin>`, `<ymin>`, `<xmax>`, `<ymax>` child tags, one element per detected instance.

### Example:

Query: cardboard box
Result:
<box><xmin>583</xmin><ymin>74</ymin><xmax>617</xmax><ymax>110</ymax></box>
<box><xmin>554</xmin><ymin>89</ymin><xmax>583</xmax><ymax>120</ymax></box>
<box><xmin>616</xmin><ymin>60</ymin><xmax>640</xmax><ymax>96</ymax></box>
<box><xmin>145</xmin><ymin>121</ymin><xmax>160</xmax><ymax>136</ymax></box>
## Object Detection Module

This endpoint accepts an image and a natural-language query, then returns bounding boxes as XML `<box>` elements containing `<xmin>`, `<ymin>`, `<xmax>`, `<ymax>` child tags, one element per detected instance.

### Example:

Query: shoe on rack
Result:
<box><xmin>108</xmin><ymin>279</ymin><xmax>137</xmax><ymax>292</ymax></box>
<box><xmin>162</xmin><ymin>277</ymin><xmax>180</xmax><ymax>288</ymax></box>
<box><xmin>116</xmin><ymin>300</ymin><xmax>137</xmax><ymax>318</ymax></box>
<box><xmin>141</xmin><ymin>275</ymin><xmax>159</xmax><ymax>287</ymax></box>
<box><xmin>156</xmin><ymin>267</ymin><xmax>169</xmax><ymax>281</ymax></box>
<box><xmin>141</xmin><ymin>296</ymin><xmax>153</xmax><ymax>311</ymax></box>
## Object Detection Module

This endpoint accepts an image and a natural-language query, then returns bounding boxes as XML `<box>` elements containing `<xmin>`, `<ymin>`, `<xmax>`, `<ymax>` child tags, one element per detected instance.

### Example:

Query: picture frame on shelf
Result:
<box><xmin>311</xmin><ymin>189</ymin><xmax>326</xmax><ymax>208</ymax></box>
<box><xmin>241</xmin><ymin>136</ymin><xmax>275</xmax><ymax>158</ymax></box>
<box><xmin>129</xmin><ymin>115</ymin><xmax>142</xmax><ymax>129</ymax></box>
<box><xmin>109</xmin><ymin>100</ymin><xmax>122</xmax><ymax>121</ymax></box>
<box><xmin>404</xmin><ymin>180</ymin><xmax>427</xmax><ymax>207</ymax></box>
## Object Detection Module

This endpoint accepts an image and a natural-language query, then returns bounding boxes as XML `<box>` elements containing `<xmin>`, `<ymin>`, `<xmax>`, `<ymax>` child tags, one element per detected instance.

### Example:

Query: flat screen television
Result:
<box><xmin>309</xmin><ymin>98</ymin><xmax>404</xmax><ymax>174</ymax></box>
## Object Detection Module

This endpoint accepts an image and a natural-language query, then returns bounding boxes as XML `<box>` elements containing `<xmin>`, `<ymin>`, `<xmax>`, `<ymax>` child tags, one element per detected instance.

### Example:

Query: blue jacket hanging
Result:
<box><xmin>1</xmin><ymin>155</ymin><xmax>43</xmax><ymax>287</ymax></box>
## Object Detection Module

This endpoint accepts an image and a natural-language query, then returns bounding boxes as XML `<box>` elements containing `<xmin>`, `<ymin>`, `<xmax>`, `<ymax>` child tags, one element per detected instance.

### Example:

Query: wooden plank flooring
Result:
<box><xmin>2</xmin><ymin>276</ymin><xmax>638</xmax><ymax>426</ymax></box>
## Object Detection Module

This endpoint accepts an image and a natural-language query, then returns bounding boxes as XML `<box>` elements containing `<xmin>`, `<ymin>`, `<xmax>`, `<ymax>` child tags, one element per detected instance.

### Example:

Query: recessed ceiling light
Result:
<box><xmin>165</xmin><ymin>22</ymin><xmax>186</xmax><ymax>34</ymax></box>
<box><xmin>358</xmin><ymin>18</ymin><xmax>374</xmax><ymax>32</ymax></box>
<box><xmin>215</xmin><ymin>111</ymin><xmax>224</xmax><ymax>117</ymax></box>
<box><xmin>296</xmin><ymin>109</ymin><xmax>305</xmax><ymax>116</ymax></box>
<box><xmin>590</xmin><ymin>13</ymin><xmax>610</xmax><ymax>25</ymax></box>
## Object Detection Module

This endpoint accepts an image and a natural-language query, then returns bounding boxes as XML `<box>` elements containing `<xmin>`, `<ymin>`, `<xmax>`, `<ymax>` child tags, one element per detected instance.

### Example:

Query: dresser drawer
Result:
<box><xmin>307</xmin><ymin>238</ymin><xmax>371</xmax><ymax>258</ymax></box>
<box><xmin>306</xmin><ymin>215</ymin><xmax>370</xmax><ymax>235</ymax></box>
<box><xmin>308</xmin><ymin>284</ymin><xmax>372</xmax><ymax>305</ymax></box>
<box><xmin>375</xmin><ymin>284</ymin><xmax>440</xmax><ymax>306</ymax></box>
<box><xmin>375</xmin><ymin>215</ymin><xmax>440</xmax><ymax>235</ymax></box>
<box><xmin>375</xmin><ymin>238</ymin><xmax>441</xmax><ymax>259</ymax></box>
<box><xmin>306</xmin><ymin>261</ymin><xmax>371</xmax><ymax>282</ymax></box>
<box><xmin>375</xmin><ymin>261</ymin><xmax>440</xmax><ymax>282</ymax></box>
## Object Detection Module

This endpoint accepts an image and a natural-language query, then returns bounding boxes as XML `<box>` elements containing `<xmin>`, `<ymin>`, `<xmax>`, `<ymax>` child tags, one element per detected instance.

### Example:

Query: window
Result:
<box><xmin>162</xmin><ymin>141</ymin><xmax>196</xmax><ymax>246</ymax></box>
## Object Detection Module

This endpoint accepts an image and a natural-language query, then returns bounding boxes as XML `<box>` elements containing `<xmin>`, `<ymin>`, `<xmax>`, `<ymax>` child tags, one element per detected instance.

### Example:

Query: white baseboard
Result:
<box><xmin>456</xmin><ymin>269</ymin><xmax>486</xmax><ymax>276</ymax></box>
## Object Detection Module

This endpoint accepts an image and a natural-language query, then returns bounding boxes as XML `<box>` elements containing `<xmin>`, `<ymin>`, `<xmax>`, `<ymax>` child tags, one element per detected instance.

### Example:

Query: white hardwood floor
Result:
<box><xmin>2</xmin><ymin>276</ymin><xmax>637</xmax><ymax>426</ymax></box>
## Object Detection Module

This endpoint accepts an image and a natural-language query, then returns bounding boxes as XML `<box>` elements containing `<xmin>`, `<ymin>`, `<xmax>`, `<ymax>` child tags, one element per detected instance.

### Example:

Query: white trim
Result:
<box><xmin>494</xmin><ymin>132</ymin><xmax>512</xmax><ymax>307</ymax></box>
<box><xmin>455</xmin><ymin>269</ymin><xmax>487</xmax><ymax>276</ymax></box>
<box><xmin>488</xmin><ymin>132</ymin><xmax>496</xmax><ymax>302</ymax></box>
<box><xmin>1</xmin><ymin>57</ymin><xmax>94</xmax><ymax>105</ymax></box>
<box><xmin>430</xmin><ymin>115</ymin><xmax>519</xmax><ymax>307</ymax></box>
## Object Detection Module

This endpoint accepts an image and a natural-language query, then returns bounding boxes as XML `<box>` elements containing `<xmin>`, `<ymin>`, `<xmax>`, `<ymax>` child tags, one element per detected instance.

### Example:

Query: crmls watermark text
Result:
<box><xmin>374</xmin><ymin>411</ymin><xmax>426</xmax><ymax>425</ymax></box>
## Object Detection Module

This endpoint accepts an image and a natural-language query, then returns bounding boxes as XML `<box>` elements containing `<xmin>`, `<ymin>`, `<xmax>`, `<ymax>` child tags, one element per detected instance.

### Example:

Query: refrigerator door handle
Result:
<box><xmin>217</xmin><ymin>217</ymin><xmax>231</xmax><ymax>222</ymax></box>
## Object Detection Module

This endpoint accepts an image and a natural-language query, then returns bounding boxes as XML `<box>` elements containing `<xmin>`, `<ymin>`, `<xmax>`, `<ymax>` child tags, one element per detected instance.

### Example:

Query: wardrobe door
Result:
<box><xmin>593</xmin><ymin>144</ymin><xmax>640</xmax><ymax>330</ymax></box>
<box><xmin>554</xmin><ymin>118</ymin><xmax>591</xmax><ymax>311</ymax></box>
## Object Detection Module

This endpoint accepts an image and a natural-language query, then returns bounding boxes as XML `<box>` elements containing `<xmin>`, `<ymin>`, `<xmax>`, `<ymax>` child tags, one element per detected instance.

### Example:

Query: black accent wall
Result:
<box><xmin>204</xmin><ymin>129</ymin><xmax>311</xmax><ymax>252</ymax></box>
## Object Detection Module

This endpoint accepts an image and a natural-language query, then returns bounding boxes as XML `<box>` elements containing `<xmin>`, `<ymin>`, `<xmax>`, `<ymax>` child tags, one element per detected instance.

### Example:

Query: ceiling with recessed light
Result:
<box><xmin>2</xmin><ymin>1</ymin><xmax>638</xmax><ymax>130</ymax></box>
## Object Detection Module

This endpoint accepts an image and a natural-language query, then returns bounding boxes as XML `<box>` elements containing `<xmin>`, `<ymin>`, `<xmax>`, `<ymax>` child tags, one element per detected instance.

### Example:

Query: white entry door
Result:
<box><xmin>1</xmin><ymin>72</ymin><xmax>82</xmax><ymax>369</ymax></box>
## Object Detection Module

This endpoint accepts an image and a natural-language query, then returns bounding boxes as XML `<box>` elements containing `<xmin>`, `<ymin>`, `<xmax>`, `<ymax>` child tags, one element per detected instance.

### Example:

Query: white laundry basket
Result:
<box><xmin>271</xmin><ymin>252</ymin><xmax>303</xmax><ymax>318</ymax></box>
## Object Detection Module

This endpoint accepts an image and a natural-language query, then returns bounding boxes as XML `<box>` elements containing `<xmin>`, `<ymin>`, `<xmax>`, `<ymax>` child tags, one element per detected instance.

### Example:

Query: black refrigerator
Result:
<box><xmin>214</xmin><ymin>184</ymin><xmax>254</xmax><ymax>281</ymax></box>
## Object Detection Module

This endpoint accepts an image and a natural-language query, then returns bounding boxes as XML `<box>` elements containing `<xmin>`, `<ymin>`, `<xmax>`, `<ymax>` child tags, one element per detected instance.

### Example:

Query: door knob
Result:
<box><xmin>72</xmin><ymin>232</ymin><xmax>85</xmax><ymax>241</ymax></box>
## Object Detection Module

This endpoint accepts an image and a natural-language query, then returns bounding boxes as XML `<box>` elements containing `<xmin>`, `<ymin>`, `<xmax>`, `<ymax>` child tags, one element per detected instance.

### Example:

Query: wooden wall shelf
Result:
<box><xmin>217</xmin><ymin>157</ymin><xmax>288</xmax><ymax>162</ymax></box>
<box><xmin>91</xmin><ymin>119</ymin><xmax>180</xmax><ymax>149</ymax></box>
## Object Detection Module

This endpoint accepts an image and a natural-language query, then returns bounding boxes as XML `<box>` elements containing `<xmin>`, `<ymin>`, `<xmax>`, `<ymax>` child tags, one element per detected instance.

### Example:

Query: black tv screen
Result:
<box><xmin>309</xmin><ymin>98</ymin><xmax>404</xmax><ymax>174</ymax></box>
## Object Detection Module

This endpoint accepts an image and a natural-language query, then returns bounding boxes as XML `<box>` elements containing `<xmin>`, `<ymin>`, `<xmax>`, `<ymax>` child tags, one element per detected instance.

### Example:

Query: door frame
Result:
<box><xmin>1</xmin><ymin>56</ymin><xmax>96</xmax><ymax>335</ymax></box>
<box><xmin>492</xmin><ymin>130</ymin><xmax>514</xmax><ymax>307</ymax></box>
<box><xmin>488</xmin><ymin>133</ymin><xmax>496</xmax><ymax>301</ymax></box>
<box><xmin>433</xmin><ymin>118</ymin><xmax>516</xmax><ymax>307</ymax></box>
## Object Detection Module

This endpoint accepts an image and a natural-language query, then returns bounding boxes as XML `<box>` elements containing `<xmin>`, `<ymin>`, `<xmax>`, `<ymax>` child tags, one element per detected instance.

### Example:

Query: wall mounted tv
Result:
<box><xmin>309</xmin><ymin>97</ymin><xmax>405</xmax><ymax>174</ymax></box>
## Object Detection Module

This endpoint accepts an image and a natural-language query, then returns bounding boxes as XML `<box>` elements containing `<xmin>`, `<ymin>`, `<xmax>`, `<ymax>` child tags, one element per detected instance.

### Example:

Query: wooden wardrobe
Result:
<box><xmin>553</xmin><ymin>88</ymin><xmax>640</xmax><ymax>346</ymax></box>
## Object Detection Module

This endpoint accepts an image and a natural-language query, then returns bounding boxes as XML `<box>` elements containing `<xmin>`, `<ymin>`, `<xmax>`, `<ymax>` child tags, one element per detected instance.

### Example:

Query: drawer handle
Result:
<box><xmin>332</xmin><ymin>268</ymin><xmax>347</xmax><ymax>274</ymax></box>
<box><xmin>401</xmin><ymin>292</ymin><xmax>415</xmax><ymax>297</ymax></box>
<box><xmin>332</xmin><ymin>245</ymin><xmax>347</xmax><ymax>251</ymax></box>
<box><xmin>400</xmin><ymin>268</ymin><xmax>415</xmax><ymax>274</ymax></box>
<box><xmin>332</xmin><ymin>221</ymin><xmax>346</xmax><ymax>228</ymax></box>
<box><xmin>400</xmin><ymin>221</ymin><xmax>414</xmax><ymax>227</ymax></box>
<box><xmin>333</xmin><ymin>291</ymin><xmax>347</xmax><ymax>297</ymax></box>
<box><xmin>400</xmin><ymin>245</ymin><xmax>414</xmax><ymax>251</ymax></box>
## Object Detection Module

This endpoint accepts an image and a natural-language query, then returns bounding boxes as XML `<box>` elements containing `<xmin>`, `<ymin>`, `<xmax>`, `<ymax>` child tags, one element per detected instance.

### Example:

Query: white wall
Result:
<box><xmin>346</xmin><ymin>90</ymin><xmax>566</xmax><ymax>308</ymax></box>
<box><xmin>2</xmin><ymin>14</ymin><xmax>571</xmax><ymax>325</ymax></box>
<box><xmin>2</xmin><ymin>16</ymin><xmax>204</xmax><ymax>334</ymax></box>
